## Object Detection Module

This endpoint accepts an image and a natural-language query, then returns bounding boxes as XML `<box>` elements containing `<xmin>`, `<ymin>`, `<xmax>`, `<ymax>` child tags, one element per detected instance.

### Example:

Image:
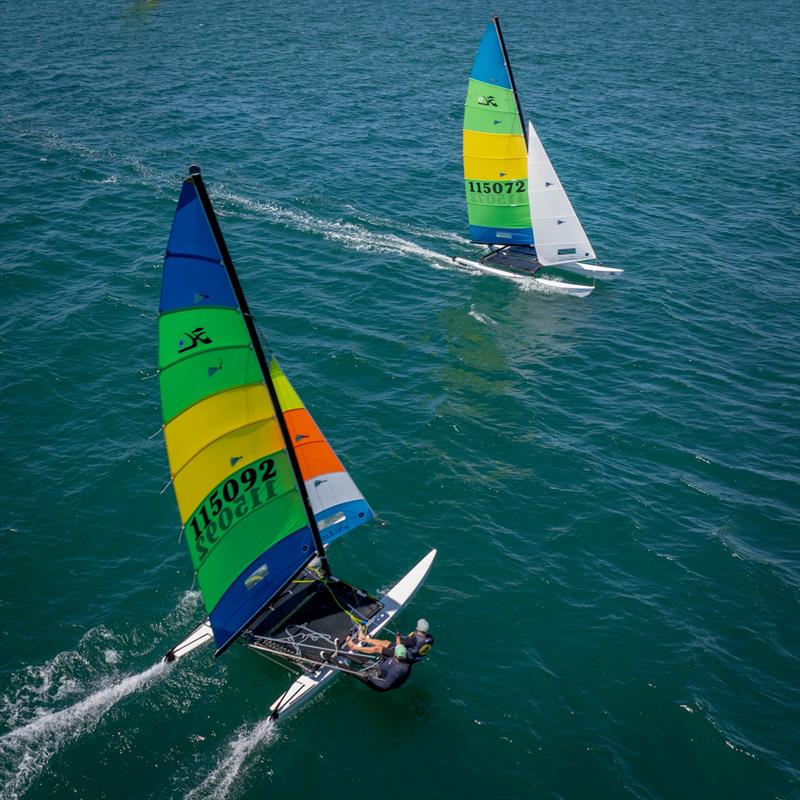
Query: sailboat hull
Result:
<box><xmin>262</xmin><ymin>549</ymin><xmax>437</xmax><ymax>721</ymax></box>
<box><xmin>451</xmin><ymin>255</ymin><xmax>594</xmax><ymax>298</ymax></box>
<box><xmin>567</xmin><ymin>262</ymin><xmax>623</xmax><ymax>280</ymax></box>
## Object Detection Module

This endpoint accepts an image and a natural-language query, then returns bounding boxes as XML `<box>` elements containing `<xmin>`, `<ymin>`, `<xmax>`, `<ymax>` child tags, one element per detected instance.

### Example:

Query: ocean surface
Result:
<box><xmin>1</xmin><ymin>1</ymin><xmax>798</xmax><ymax>798</ymax></box>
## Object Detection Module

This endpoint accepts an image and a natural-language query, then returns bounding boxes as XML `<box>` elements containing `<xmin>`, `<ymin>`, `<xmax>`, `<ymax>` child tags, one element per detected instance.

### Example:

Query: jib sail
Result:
<box><xmin>270</xmin><ymin>357</ymin><xmax>373</xmax><ymax>545</ymax></box>
<box><xmin>526</xmin><ymin>120</ymin><xmax>596</xmax><ymax>266</ymax></box>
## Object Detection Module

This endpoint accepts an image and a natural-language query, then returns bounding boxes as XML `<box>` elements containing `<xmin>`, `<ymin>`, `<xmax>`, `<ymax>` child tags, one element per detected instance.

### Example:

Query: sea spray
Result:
<box><xmin>0</xmin><ymin>661</ymin><xmax>168</xmax><ymax>799</ymax></box>
<box><xmin>0</xmin><ymin>589</ymin><xmax>209</xmax><ymax>797</ymax></box>
<box><xmin>184</xmin><ymin>716</ymin><xmax>279</xmax><ymax>800</ymax></box>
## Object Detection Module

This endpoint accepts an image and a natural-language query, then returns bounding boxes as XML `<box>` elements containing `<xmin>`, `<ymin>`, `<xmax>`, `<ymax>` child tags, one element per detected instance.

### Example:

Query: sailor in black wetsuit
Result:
<box><xmin>344</xmin><ymin>630</ymin><xmax>413</xmax><ymax>692</ymax></box>
<box><xmin>400</xmin><ymin>618</ymin><xmax>434</xmax><ymax>663</ymax></box>
<box><xmin>359</xmin><ymin>643</ymin><xmax>412</xmax><ymax>692</ymax></box>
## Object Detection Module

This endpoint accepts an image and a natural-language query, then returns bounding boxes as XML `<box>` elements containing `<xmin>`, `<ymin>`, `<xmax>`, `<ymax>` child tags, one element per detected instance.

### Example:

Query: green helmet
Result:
<box><xmin>394</xmin><ymin>644</ymin><xmax>408</xmax><ymax>660</ymax></box>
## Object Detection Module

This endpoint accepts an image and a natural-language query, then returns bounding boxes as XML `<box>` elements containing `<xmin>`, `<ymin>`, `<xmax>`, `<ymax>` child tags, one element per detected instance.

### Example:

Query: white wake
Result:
<box><xmin>184</xmin><ymin>716</ymin><xmax>279</xmax><ymax>800</ymax></box>
<box><xmin>0</xmin><ymin>661</ymin><xmax>168</xmax><ymax>799</ymax></box>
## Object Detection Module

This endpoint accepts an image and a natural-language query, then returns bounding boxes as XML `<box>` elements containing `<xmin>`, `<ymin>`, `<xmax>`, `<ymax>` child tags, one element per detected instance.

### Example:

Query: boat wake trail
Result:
<box><xmin>216</xmin><ymin>188</ymin><xmax>457</xmax><ymax>266</ymax></box>
<box><xmin>185</xmin><ymin>717</ymin><xmax>279</xmax><ymax>800</ymax></box>
<box><xmin>2</xmin><ymin>121</ymin><xmax>488</xmax><ymax>282</ymax></box>
<box><xmin>0</xmin><ymin>593</ymin><xmax>199</xmax><ymax>798</ymax></box>
<box><xmin>0</xmin><ymin>661</ymin><xmax>167</xmax><ymax>799</ymax></box>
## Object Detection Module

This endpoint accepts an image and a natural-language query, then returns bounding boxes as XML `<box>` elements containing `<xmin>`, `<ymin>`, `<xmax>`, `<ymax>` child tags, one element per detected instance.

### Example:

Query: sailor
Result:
<box><xmin>400</xmin><ymin>619</ymin><xmax>434</xmax><ymax>663</ymax></box>
<box><xmin>343</xmin><ymin>627</ymin><xmax>397</xmax><ymax>657</ymax></box>
<box><xmin>344</xmin><ymin>630</ymin><xmax>413</xmax><ymax>692</ymax></box>
<box><xmin>360</xmin><ymin>643</ymin><xmax>412</xmax><ymax>692</ymax></box>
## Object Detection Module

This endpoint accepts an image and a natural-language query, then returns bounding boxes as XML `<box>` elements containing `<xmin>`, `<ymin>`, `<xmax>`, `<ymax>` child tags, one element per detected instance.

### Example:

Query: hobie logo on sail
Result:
<box><xmin>177</xmin><ymin>326</ymin><xmax>213</xmax><ymax>354</ymax></box>
<box><xmin>477</xmin><ymin>95</ymin><xmax>497</xmax><ymax>107</ymax></box>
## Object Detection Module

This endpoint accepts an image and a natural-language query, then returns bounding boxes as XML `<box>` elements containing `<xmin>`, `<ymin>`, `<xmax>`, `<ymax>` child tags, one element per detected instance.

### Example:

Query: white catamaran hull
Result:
<box><xmin>451</xmin><ymin>256</ymin><xmax>595</xmax><ymax>298</ymax></box>
<box><xmin>262</xmin><ymin>548</ymin><xmax>437</xmax><ymax>721</ymax></box>
<box><xmin>163</xmin><ymin>620</ymin><xmax>214</xmax><ymax>661</ymax></box>
<box><xmin>564</xmin><ymin>261</ymin><xmax>623</xmax><ymax>280</ymax></box>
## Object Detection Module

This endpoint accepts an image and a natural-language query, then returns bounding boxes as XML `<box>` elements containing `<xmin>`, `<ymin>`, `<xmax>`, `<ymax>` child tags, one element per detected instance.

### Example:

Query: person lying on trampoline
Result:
<box><xmin>344</xmin><ymin>629</ymin><xmax>412</xmax><ymax>692</ymax></box>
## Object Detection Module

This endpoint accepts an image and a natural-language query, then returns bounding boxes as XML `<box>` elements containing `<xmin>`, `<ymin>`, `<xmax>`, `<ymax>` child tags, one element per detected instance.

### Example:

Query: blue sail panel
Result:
<box><xmin>208</xmin><ymin>526</ymin><xmax>316</xmax><ymax>651</ymax></box>
<box><xmin>166</xmin><ymin>181</ymin><xmax>223</xmax><ymax>263</ymax></box>
<box><xmin>318</xmin><ymin>498</ymin><xmax>374</xmax><ymax>546</ymax></box>
<box><xmin>470</xmin><ymin>22</ymin><xmax>512</xmax><ymax>89</ymax></box>
<box><xmin>469</xmin><ymin>224</ymin><xmax>534</xmax><ymax>245</ymax></box>
<box><xmin>160</xmin><ymin>256</ymin><xmax>238</xmax><ymax>312</ymax></box>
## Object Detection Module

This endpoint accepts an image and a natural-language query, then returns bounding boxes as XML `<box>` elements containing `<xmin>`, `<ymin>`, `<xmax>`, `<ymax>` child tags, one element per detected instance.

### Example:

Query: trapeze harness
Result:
<box><xmin>402</xmin><ymin>631</ymin><xmax>434</xmax><ymax>663</ymax></box>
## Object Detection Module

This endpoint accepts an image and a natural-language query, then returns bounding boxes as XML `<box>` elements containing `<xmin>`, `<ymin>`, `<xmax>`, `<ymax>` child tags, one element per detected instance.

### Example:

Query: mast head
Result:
<box><xmin>188</xmin><ymin>164</ymin><xmax>202</xmax><ymax>176</ymax></box>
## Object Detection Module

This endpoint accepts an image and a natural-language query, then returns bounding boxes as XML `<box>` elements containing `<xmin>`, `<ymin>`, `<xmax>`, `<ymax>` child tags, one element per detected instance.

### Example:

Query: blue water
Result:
<box><xmin>1</xmin><ymin>1</ymin><xmax>798</xmax><ymax>798</ymax></box>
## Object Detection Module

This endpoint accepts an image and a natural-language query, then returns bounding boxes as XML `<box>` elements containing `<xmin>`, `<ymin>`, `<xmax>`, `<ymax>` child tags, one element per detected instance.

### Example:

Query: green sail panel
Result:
<box><xmin>464</xmin><ymin>79</ymin><xmax>522</xmax><ymax>135</ymax></box>
<box><xmin>158</xmin><ymin>308</ymin><xmax>251</xmax><ymax>371</ymax></box>
<box><xmin>159</xmin><ymin>347</ymin><xmax>262</xmax><ymax>424</ymax></box>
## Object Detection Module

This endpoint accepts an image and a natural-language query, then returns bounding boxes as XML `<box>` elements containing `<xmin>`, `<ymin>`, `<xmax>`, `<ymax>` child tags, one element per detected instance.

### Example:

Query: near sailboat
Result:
<box><xmin>158</xmin><ymin>166</ymin><xmax>436</xmax><ymax>720</ymax></box>
<box><xmin>451</xmin><ymin>16</ymin><xmax>623</xmax><ymax>297</ymax></box>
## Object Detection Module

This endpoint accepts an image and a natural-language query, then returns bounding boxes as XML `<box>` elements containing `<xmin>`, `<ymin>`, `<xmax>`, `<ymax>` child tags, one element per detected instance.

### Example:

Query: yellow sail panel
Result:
<box><xmin>172</xmin><ymin>419</ymin><xmax>284</xmax><ymax>523</ymax></box>
<box><xmin>270</xmin><ymin>358</ymin><xmax>304</xmax><ymax>412</ymax></box>
<box><xmin>463</xmin><ymin>130</ymin><xmax>528</xmax><ymax>181</ymax></box>
<box><xmin>164</xmin><ymin>385</ymin><xmax>273</xmax><ymax>477</ymax></box>
<box><xmin>464</xmin><ymin>129</ymin><xmax>528</xmax><ymax>161</ymax></box>
<box><xmin>463</xmin><ymin>154</ymin><xmax>527</xmax><ymax>182</ymax></box>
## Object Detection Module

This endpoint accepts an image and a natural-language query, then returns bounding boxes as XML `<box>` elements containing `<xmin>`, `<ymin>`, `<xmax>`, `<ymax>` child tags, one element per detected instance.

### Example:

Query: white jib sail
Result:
<box><xmin>527</xmin><ymin>120</ymin><xmax>596</xmax><ymax>266</ymax></box>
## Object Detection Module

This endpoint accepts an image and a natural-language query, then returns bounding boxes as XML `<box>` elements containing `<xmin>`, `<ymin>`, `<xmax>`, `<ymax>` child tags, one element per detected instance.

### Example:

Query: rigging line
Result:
<box><xmin>147</xmin><ymin>426</ymin><xmax>164</xmax><ymax>440</ymax></box>
<box><xmin>252</xmin><ymin>646</ymin><xmax>300</xmax><ymax>676</ymax></box>
<box><xmin>160</xmin><ymin>476</ymin><xmax>174</xmax><ymax>495</ymax></box>
<box><xmin>252</xmin><ymin>632</ymin><xmax>377</xmax><ymax>660</ymax></box>
<box><xmin>249</xmin><ymin>644</ymin><xmax>375</xmax><ymax>678</ymax></box>
<box><xmin>319</xmin><ymin>579</ymin><xmax>370</xmax><ymax>626</ymax></box>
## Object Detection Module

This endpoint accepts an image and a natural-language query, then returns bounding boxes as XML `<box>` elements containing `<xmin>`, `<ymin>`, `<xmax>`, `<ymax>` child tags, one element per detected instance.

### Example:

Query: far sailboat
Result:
<box><xmin>158</xmin><ymin>166</ymin><xmax>436</xmax><ymax>720</ymax></box>
<box><xmin>451</xmin><ymin>16</ymin><xmax>623</xmax><ymax>297</ymax></box>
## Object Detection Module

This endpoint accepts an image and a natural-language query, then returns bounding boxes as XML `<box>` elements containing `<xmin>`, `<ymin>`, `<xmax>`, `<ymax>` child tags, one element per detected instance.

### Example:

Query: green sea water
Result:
<box><xmin>1</xmin><ymin>1</ymin><xmax>798</xmax><ymax>798</ymax></box>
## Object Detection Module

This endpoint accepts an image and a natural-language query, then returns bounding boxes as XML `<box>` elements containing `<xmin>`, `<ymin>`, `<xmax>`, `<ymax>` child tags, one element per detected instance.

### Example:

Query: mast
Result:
<box><xmin>186</xmin><ymin>165</ymin><xmax>331</xmax><ymax>580</ymax></box>
<box><xmin>492</xmin><ymin>15</ymin><xmax>528</xmax><ymax>147</ymax></box>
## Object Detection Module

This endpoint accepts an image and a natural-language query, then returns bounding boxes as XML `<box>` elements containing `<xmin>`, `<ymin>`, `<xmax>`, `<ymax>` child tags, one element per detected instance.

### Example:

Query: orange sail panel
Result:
<box><xmin>270</xmin><ymin>358</ymin><xmax>374</xmax><ymax>543</ymax></box>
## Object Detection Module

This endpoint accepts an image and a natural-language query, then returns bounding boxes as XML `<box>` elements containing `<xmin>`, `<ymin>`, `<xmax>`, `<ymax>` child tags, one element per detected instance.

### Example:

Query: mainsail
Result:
<box><xmin>463</xmin><ymin>18</ymin><xmax>532</xmax><ymax>246</ymax></box>
<box><xmin>526</xmin><ymin>120</ymin><xmax>596</xmax><ymax>266</ymax></box>
<box><xmin>158</xmin><ymin>168</ymin><xmax>371</xmax><ymax>653</ymax></box>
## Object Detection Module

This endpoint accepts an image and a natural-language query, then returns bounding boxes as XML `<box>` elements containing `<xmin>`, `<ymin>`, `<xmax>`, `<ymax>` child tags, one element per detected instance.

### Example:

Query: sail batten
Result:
<box><xmin>463</xmin><ymin>18</ymin><xmax>533</xmax><ymax>245</ymax></box>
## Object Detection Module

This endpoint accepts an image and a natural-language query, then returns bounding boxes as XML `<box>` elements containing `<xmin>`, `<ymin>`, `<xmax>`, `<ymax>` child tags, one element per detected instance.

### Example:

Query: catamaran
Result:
<box><xmin>452</xmin><ymin>16</ymin><xmax>623</xmax><ymax>297</ymax></box>
<box><xmin>157</xmin><ymin>166</ymin><xmax>436</xmax><ymax>720</ymax></box>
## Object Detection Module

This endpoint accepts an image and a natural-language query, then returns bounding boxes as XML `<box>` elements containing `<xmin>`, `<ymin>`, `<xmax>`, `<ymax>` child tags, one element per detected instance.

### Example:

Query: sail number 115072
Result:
<box><xmin>467</xmin><ymin>180</ymin><xmax>525</xmax><ymax>194</ymax></box>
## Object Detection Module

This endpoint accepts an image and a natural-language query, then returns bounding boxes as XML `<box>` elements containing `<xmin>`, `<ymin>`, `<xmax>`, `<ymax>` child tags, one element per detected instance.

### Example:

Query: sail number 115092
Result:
<box><xmin>187</xmin><ymin>458</ymin><xmax>278</xmax><ymax>562</ymax></box>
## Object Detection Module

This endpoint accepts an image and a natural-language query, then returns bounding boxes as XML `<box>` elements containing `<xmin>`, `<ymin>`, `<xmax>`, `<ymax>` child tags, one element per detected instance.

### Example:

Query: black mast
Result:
<box><xmin>493</xmin><ymin>16</ymin><xmax>528</xmax><ymax>147</ymax></box>
<box><xmin>186</xmin><ymin>165</ymin><xmax>331</xmax><ymax>581</ymax></box>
